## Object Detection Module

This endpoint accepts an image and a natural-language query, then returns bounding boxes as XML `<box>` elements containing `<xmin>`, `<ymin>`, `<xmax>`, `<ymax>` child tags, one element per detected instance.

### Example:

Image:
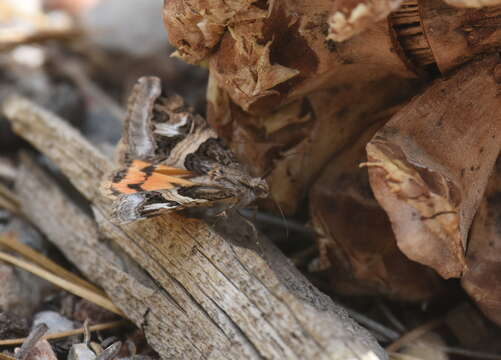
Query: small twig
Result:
<box><xmin>386</xmin><ymin>317</ymin><xmax>444</xmax><ymax>352</ymax></box>
<box><xmin>345</xmin><ymin>307</ymin><xmax>400</xmax><ymax>342</ymax></box>
<box><xmin>95</xmin><ymin>342</ymin><xmax>121</xmax><ymax>360</ymax></box>
<box><xmin>15</xmin><ymin>324</ymin><xmax>48</xmax><ymax>360</ymax></box>
<box><xmin>83</xmin><ymin>320</ymin><xmax>91</xmax><ymax>346</ymax></box>
<box><xmin>378</xmin><ymin>301</ymin><xmax>407</xmax><ymax>333</ymax></box>
<box><xmin>0</xmin><ymin>321</ymin><xmax>128</xmax><ymax>347</ymax></box>
<box><xmin>0</xmin><ymin>233</ymin><xmax>105</xmax><ymax>295</ymax></box>
<box><xmin>0</xmin><ymin>251</ymin><xmax>123</xmax><ymax>316</ymax></box>
<box><xmin>0</xmin><ymin>353</ymin><xmax>16</xmax><ymax>360</ymax></box>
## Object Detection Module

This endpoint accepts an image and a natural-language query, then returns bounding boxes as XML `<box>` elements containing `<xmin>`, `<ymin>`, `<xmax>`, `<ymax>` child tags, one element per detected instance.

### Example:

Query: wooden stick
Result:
<box><xmin>4</xmin><ymin>95</ymin><xmax>386</xmax><ymax>359</ymax></box>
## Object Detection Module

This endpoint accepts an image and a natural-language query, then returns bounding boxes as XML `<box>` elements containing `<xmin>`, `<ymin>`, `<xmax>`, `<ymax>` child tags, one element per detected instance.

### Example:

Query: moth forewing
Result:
<box><xmin>102</xmin><ymin>76</ymin><xmax>269</xmax><ymax>223</ymax></box>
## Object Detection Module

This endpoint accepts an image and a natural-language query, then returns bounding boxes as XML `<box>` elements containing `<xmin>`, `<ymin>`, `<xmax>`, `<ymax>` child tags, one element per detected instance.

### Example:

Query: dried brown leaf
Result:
<box><xmin>461</xmin><ymin>158</ymin><xmax>501</xmax><ymax>325</ymax></box>
<box><xmin>366</xmin><ymin>56</ymin><xmax>501</xmax><ymax>279</ymax></box>
<box><xmin>310</xmin><ymin>122</ymin><xmax>442</xmax><ymax>300</ymax></box>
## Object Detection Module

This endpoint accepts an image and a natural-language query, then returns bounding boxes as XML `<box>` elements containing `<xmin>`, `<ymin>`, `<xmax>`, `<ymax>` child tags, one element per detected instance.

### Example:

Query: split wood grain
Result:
<box><xmin>5</xmin><ymin>95</ymin><xmax>386</xmax><ymax>360</ymax></box>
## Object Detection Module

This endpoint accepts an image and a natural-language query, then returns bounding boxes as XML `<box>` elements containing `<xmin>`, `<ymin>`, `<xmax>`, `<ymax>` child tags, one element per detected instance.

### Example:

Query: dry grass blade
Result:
<box><xmin>0</xmin><ymin>321</ymin><xmax>128</xmax><ymax>347</ymax></box>
<box><xmin>386</xmin><ymin>318</ymin><xmax>445</xmax><ymax>352</ymax></box>
<box><xmin>0</xmin><ymin>233</ymin><xmax>105</xmax><ymax>296</ymax></box>
<box><xmin>0</xmin><ymin>251</ymin><xmax>123</xmax><ymax>316</ymax></box>
<box><xmin>0</xmin><ymin>183</ymin><xmax>21</xmax><ymax>216</ymax></box>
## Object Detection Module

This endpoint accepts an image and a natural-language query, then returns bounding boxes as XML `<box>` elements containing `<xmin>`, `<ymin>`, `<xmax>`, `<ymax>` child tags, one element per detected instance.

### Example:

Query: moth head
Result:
<box><xmin>250</xmin><ymin>177</ymin><xmax>269</xmax><ymax>199</ymax></box>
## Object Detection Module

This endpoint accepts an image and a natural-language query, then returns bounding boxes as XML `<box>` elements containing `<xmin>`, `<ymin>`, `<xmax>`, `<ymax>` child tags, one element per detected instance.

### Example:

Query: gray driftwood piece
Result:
<box><xmin>4</xmin><ymin>95</ymin><xmax>386</xmax><ymax>360</ymax></box>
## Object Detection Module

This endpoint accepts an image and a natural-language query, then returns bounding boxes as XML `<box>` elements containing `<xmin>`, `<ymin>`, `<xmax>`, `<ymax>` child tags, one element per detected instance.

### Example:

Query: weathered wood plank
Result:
<box><xmin>5</xmin><ymin>95</ymin><xmax>386</xmax><ymax>359</ymax></box>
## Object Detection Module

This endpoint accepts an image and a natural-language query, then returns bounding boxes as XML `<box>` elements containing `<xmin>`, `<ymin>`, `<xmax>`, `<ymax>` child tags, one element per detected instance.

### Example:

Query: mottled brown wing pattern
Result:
<box><xmin>102</xmin><ymin>76</ymin><xmax>268</xmax><ymax>223</ymax></box>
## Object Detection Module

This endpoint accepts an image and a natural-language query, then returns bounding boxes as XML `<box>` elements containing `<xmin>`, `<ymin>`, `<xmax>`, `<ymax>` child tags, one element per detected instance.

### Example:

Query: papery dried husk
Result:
<box><xmin>328</xmin><ymin>0</ymin><xmax>403</xmax><ymax>42</ymax></box>
<box><xmin>366</xmin><ymin>55</ymin><xmax>501</xmax><ymax>279</ymax></box>
<box><xmin>462</xmin><ymin>158</ymin><xmax>501</xmax><ymax>325</ymax></box>
<box><xmin>310</xmin><ymin>121</ymin><xmax>442</xmax><ymax>300</ymax></box>
<box><xmin>208</xmin><ymin>72</ymin><xmax>420</xmax><ymax>214</ymax></box>
<box><xmin>165</xmin><ymin>0</ymin><xmax>416</xmax><ymax>115</ymax></box>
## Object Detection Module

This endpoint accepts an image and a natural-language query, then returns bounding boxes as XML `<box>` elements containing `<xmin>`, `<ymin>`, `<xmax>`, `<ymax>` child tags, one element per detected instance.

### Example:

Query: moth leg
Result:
<box><xmin>235</xmin><ymin>209</ymin><xmax>260</xmax><ymax>248</ymax></box>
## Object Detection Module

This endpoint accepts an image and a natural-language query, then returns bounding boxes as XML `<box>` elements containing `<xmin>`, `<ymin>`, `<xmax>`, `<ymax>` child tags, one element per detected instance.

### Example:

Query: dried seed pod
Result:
<box><xmin>310</xmin><ymin>123</ymin><xmax>443</xmax><ymax>300</ymax></box>
<box><xmin>328</xmin><ymin>0</ymin><xmax>403</xmax><ymax>41</ymax></box>
<box><xmin>461</xmin><ymin>158</ymin><xmax>501</xmax><ymax>325</ymax></box>
<box><xmin>366</xmin><ymin>55</ymin><xmax>501</xmax><ymax>279</ymax></box>
<box><xmin>208</xmin><ymin>72</ymin><xmax>419</xmax><ymax>213</ymax></box>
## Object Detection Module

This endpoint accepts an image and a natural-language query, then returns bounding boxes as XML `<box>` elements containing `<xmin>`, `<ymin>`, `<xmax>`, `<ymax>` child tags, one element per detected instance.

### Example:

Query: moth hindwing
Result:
<box><xmin>102</xmin><ymin>76</ymin><xmax>268</xmax><ymax>223</ymax></box>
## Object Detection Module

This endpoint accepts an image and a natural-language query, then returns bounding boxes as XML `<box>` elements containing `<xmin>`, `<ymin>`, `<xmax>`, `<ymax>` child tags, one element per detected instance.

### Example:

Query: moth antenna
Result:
<box><xmin>271</xmin><ymin>194</ymin><xmax>289</xmax><ymax>240</ymax></box>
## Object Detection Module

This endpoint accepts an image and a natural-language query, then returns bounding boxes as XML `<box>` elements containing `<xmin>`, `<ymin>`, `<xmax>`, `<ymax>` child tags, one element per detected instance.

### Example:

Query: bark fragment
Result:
<box><xmin>366</xmin><ymin>55</ymin><xmax>501</xmax><ymax>279</ymax></box>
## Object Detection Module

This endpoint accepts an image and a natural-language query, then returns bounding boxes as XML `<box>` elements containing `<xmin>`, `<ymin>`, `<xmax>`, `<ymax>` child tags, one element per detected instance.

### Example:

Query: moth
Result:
<box><xmin>102</xmin><ymin>76</ymin><xmax>269</xmax><ymax>223</ymax></box>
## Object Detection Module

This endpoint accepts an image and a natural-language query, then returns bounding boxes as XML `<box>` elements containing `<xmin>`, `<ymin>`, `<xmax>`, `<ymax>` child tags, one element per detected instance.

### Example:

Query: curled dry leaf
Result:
<box><xmin>165</xmin><ymin>0</ymin><xmax>415</xmax><ymax>114</ymax></box>
<box><xmin>328</xmin><ymin>0</ymin><xmax>403</xmax><ymax>42</ymax></box>
<box><xmin>310</xmin><ymin>120</ymin><xmax>442</xmax><ymax>300</ymax></box>
<box><xmin>462</xmin><ymin>158</ymin><xmax>501</xmax><ymax>325</ymax></box>
<box><xmin>163</xmin><ymin>0</ymin><xmax>257</xmax><ymax>64</ymax></box>
<box><xmin>366</xmin><ymin>55</ymin><xmax>501</xmax><ymax>279</ymax></box>
<box><xmin>208</xmin><ymin>72</ymin><xmax>419</xmax><ymax>213</ymax></box>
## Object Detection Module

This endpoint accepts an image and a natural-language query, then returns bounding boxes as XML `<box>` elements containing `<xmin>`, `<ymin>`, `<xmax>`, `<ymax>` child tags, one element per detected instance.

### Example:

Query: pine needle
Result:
<box><xmin>0</xmin><ymin>183</ymin><xmax>20</xmax><ymax>216</ymax></box>
<box><xmin>0</xmin><ymin>251</ymin><xmax>123</xmax><ymax>316</ymax></box>
<box><xmin>0</xmin><ymin>321</ymin><xmax>127</xmax><ymax>346</ymax></box>
<box><xmin>0</xmin><ymin>233</ymin><xmax>105</xmax><ymax>296</ymax></box>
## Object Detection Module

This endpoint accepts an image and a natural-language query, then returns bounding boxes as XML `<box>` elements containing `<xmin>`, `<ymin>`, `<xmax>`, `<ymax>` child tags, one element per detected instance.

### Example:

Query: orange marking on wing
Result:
<box><xmin>141</xmin><ymin>172</ymin><xmax>195</xmax><ymax>190</ymax></box>
<box><xmin>111</xmin><ymin>160</ymin><xmax>195</xmax><ymax>194</ymax></box>
<box><xmin>131</xmin><ymin>160</ymin><xmax>193</xmax><ymax>176</ymax></box>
